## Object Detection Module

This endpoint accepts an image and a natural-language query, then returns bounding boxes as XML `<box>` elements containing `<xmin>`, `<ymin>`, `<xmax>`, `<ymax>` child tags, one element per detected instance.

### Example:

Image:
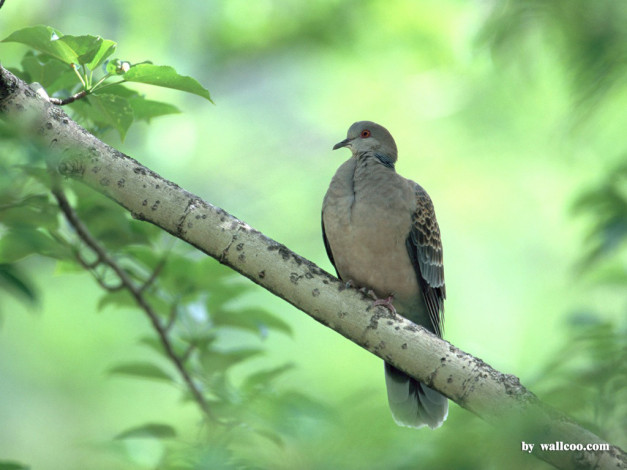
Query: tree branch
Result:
<box><xmin>48</xmin><ymin>89</ymin><xmax>88</xmax><ymax>105</ymax></box>
<box><xmin>51</xmin><ymin>180</ymin><xmax>216</xmax><ymax>423</ymax></box>
<box><xmin>1</xmin><ymin>66</ymin><xmax>625</xmax><ymax>470</ymax></box>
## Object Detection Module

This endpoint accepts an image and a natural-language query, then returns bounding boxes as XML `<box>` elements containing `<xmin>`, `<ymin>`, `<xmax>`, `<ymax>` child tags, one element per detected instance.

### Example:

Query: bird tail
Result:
<box><xmin>384</xmin><ymin>362</ymin><xmax>448</xmax><ymax>429</ymax></box>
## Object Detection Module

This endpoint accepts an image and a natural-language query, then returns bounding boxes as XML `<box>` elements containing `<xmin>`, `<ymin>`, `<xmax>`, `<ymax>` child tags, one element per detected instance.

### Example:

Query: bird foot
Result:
<box><xmin>345</xmin><ymin>280</ymin><xmax>396</xmax><ymax>314</ymax></box>
<box><xmin>373</xmin><ymin>295</ymin><xmax>397</xmax><ymax>315</ymax></box>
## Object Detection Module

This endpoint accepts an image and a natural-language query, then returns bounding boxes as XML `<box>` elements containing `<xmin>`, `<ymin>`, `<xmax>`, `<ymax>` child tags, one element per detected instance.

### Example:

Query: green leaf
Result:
<box><xmin>0</xmin><ymin>194</ymin><xmax>59</xmax><ymax>230</ymax></box>
<box><xmin>2</xmin><ymin>25</ymin><xmax>78</xmax><ymax>65</ymax></box>
<box><xmin>58</xmin><ymin>35</ymin><xmax>103</xmax><ymax>66</ymax></box>
<box><xmin>16</xmin><ymin>165</ymin><xmax>52</xmax><ymax>185</ymax></box>
<box><xmin>97</xmin><ymin>290</ymin><xmax>135</xmax><ymax>312</ymax></box>
<box><xmin>200</xmin><ymin>348</ymin><xmax>264</xmax><ymax>373</ymax></box>
<box><xmin>242</xmin><ymin>364</ymin><xmax>293</xmax><ymax>392</ymax></box>
<box><xmin>84</xmin><ymin>94</ymin><xmax>134</xmax><ymax>140</ymax></box>
<box><xmin>129</xmin><ymin>97</ymin><xmax>181</xmax><ymax>122</ymax></box>
<box><xmin>254</xmin><ymin>428</ymin><xmax>285</xmax><ymax>449</ymax></box>
<box><xmin>205</xmin><ymin>283</ymin><xmax>256</xmax><ymax>311</ymax></box>
<box><xmin>0</xmin><ymin>263</ymin><xmax>38</xmax><ymax>305</ymax></box>
<box><xmin>277</xmin><ymin>391</ymin><xmax>335</xmax><ymax>421</ymax></box>
<box><xmin>69</xmin><ymin>183</ymin><xmax>160</xmax><ymax>247</ymax></box>
<box><xmin>20</xmin><ymin>52</ymin><xmax>76</xmax><ymax>92</ymax></box>
<box><xmin>213</xmin><ymin>308</ymin><xmax>293</xmax><ymax>337</ymax></box>
<box><xmin>159</xmin><ymin>254</ymin><xmax>207</xmax><ymax>299</ymax></box>
<box><xmin>119</xmin><ymin>244</ymin><xmax>162</xmax><ymax>268</ymax></box>
<box><xmin>115</xmin><ymin>423</ymin><xmax>177</xmax><ymax>440</ymax></box>
<box><xmin>55</xmin><ymin>35</ymin><xmax>117</xmax><ymax>70</ymax></box>
<box><xmin>0</xmin><ymin>461</ymin><xmax>30</xmax><ymax>470</ymax></box>
<box><xmin>0</xmin><ymin>228</ymin><xmax>66</xmax><ymax>262</ymax></box>
<box><xmin>68</xmin><ymin>98</ymin><xmax>108</xmax><ymax>128</ymax></box>
<box><xmin>108</xmin><ymin>361</ymin><xmax>173</xmax><ymax>382</ymax></box>
<box><xmin>87</xmin><ymin>39</ymin><xmax>117</xmax><ymax>70</ymax></box>
<box><xmin>54</xmin><ymin>259</ymin><xmax>84</xmax><ymax>275</ymax></box>
<box><xmin>123</xmin><ymin>64</ymin><xmax>212</xmax><ymax>102</ymax></box>
<box><xmin>138</xmin><ymin>336</ymin><xmax>165</xmax><ymax>356</ymax></box>
<box><xmin>92</xmin><ymin>83</ymin><xmax>139</xmax><ymax>98</ymax></box>
<box><xmin>179</xmin><ymin>329</ymin><xmax>217</xmax><ymax>350</ymax></box>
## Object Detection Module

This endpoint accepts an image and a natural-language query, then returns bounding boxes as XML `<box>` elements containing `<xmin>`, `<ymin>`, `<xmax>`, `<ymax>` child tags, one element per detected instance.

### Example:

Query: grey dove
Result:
<box><xmin>322</xmin><ymin>121</ymin><xmax>448</xmax><ymax>429</ymax></box>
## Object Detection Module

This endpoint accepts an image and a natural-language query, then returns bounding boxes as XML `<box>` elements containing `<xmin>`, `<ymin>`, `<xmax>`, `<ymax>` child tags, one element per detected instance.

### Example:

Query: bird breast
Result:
<box><xmin>323</xmin><ymin>158</ymin><xmax>419</xmax><ymax>302</ymax></box>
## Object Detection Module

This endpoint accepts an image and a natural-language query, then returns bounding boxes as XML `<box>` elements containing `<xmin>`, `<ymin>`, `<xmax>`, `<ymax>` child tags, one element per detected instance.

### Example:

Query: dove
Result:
<box><xmin>322</xmin><ymin>121</ymin><xmax>448</xmax><ymax>428</ymax></box>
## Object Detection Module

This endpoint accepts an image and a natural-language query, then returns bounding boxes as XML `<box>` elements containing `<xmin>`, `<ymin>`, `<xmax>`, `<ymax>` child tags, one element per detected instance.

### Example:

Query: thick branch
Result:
<box><xmin>1</xmin><ymin>66</ymin><xmax>625</xmax><ymax>470</ymax></box>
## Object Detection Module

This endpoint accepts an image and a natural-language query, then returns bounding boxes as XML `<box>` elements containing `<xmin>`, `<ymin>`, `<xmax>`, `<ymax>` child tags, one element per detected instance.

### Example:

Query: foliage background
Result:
<box><xmin>0</xmin><ymin>1</ymin><xmax>625</xmax><ymax>469</ymax></box>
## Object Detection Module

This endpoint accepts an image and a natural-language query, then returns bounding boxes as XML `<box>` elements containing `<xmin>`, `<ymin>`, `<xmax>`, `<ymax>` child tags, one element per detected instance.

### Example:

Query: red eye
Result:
<box><xmin>360</xmin><ymin>129</ymin><xmax>371</xmax><ymax>138</ymax></box>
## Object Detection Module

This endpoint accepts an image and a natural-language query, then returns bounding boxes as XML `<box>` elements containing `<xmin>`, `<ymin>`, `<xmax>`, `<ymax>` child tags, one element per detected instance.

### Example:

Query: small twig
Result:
<box><xmin>71</xmin><ymin>64</ymin><xmax>87</xmax><ymax>89</ymax></box>
<box><xmin>139</xmin><ymin>258</ymin><xmax>166</xmax><ymax>293</ymax></box>
<box><xmin>81</xmin><ymin>65</ymin><xmax>89</xmax><ymax>88</ymax></box>
<box><xmin>88</xmin><ymin>270</ymin><xmax>125</xmax><ymax>292</ymax></box>
<box><xmin>91</xmin><ymin>73</ymin><xmax>113</xmax><ymax>92</ymax></box>
<box><xmin>98</xmin><ymin>278</ymin><xmax>125</xmax><ymax>292</ymax></box>
<box><xmin>181</xmin><ymin>344</ymin><xmax>196</xmax><ymax>363</ymax></box>
<box><xmin>49</xmin><ymin>90</ymin><xmax>89</xmax><ymax>106</ymax></box>
<box><xmin>72</xmin><ymin>250</ymin><xmax>123</xmax><ymax>290</ymax></box>
<box><xmin>76</xmin><ymin>250</ymin><xmax>101</xmax><ymax>270</ymax></box>
<box><xmin>91</xmin><ymin>79</ymin><xmax>127</xmax><ymax>93</ymax></box>
<box><xmin>165</xmin><ymin>304</ymin><xmax>178</xmax><ymax>332</ymax></box>
<box><xmin>51</xmin><ymin>184</ymin><xmax>216</xmax><ymax>422</ymax></box>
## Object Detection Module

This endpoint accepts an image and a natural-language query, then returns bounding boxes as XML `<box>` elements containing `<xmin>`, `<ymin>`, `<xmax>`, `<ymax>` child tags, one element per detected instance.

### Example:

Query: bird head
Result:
<box><xmin>333</xmin><ymin>121</ymin><xmax>398</xmax><ymax>165</ymax></box>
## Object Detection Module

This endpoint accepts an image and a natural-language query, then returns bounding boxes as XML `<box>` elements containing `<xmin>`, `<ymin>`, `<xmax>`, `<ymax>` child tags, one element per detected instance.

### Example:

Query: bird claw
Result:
<box><xmin>373</xmin><ymin>295</ymin><xmax>397</xmax><ymax>315</ymax></box>
<box><xmin>345</xmin><ymin>280</ymin><xmax>396</xmax><ymax>314</ymax></box>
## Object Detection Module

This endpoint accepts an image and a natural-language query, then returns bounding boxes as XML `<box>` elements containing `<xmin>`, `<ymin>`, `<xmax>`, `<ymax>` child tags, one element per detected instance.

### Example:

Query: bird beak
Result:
<box><xmin>333</xmin><ymin>138</ymin><xmax>351</xmax><ymax>150</ymax></box>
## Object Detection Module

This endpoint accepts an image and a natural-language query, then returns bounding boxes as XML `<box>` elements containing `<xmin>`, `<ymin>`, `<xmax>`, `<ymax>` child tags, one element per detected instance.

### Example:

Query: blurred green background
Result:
<box><xmin>0</xmin><ymin>1</ymin><xmax>625</xmax><ymax>469</ymax></box>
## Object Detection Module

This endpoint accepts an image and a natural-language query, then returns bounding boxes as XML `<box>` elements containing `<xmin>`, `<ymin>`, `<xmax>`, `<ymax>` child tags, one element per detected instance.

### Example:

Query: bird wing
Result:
<box><xmin>406</xmin><ymin>183</ymin><xmax>446</xmax><ymax>337</ymax></box>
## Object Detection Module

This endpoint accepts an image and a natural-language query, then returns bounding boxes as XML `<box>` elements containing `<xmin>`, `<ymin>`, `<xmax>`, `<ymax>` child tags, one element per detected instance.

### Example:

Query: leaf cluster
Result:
<box><xmin>2</xmin><ymin>25</ymin><xmax>212</xmax><ymax>140</ymax></box>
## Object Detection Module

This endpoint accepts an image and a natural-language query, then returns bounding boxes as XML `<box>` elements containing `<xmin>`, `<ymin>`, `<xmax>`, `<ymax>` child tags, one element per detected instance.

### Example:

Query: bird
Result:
<box><xmin>321</xmin><ymin>121</ymin><xmax>448</xmax><ymax>429</ymax></box>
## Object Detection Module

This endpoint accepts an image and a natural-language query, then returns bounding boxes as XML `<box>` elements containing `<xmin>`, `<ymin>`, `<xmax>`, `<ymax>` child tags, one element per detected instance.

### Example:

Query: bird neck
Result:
<box><xmin>352</xmin><ymin>152</ymin><xmax>398</xmax><ymax>196</ymax></box>
<box><xmin>354</xmin><ymin>151</ymin><xmax>397</xmax><ymax>170</ymax></box>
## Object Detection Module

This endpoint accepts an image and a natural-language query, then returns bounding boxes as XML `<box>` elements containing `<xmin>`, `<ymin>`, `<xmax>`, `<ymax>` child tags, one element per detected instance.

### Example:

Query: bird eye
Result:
<box><xmin>360</xmin><ymin>130</ymin><xmax>371</xmax><ymax>138</ymax></box>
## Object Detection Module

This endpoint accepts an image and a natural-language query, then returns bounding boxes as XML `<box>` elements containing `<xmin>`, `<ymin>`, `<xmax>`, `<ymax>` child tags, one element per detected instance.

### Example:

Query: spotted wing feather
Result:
<box><xmin>406</xmin><ymin>184</ymin><xmax>446</xmax><ymax>337</ymax></box>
